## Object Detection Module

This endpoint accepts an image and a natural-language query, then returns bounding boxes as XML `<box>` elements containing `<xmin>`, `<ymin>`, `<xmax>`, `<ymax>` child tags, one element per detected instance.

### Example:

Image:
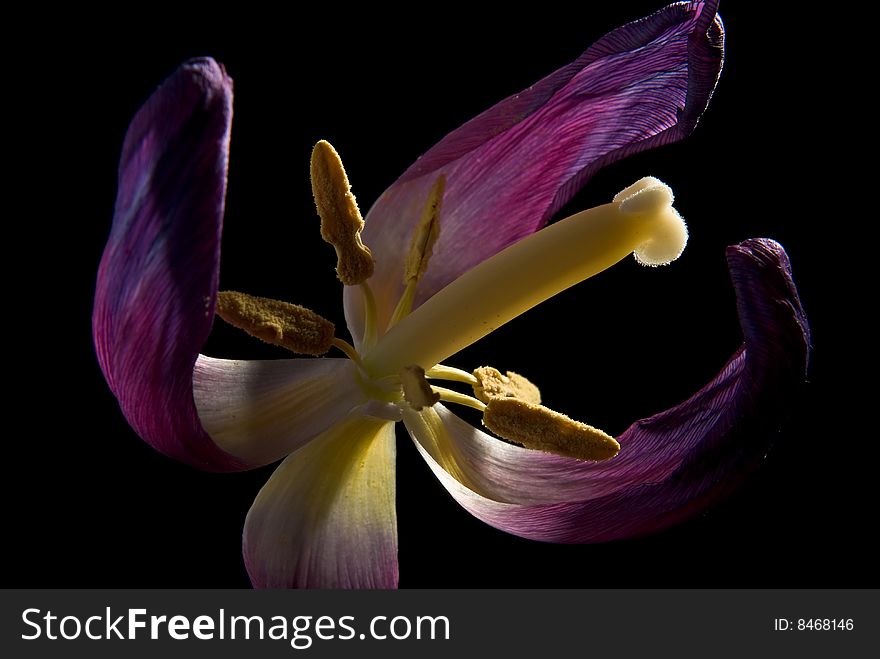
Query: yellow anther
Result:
<box><xmin>388</xmin><ymin>175</ymin><xmax>447</xmax><ymax>330</ymax></box>
<box><xmin>310</xmin><ymin>140</ymin><xmax>375</xmax><ymax>285</ymax></box>
<box><xmin>482</xmin><ymin>398</ymin><xmax>620</xmax><ymax>462</ymax></box>
<box><xmin>404</xmin><ymin>175</ymin><xmax>446</xmax><ymax>284</ymax></box>
<box><xmin>472</xmin><ymin>366</ymin><xmax>541</xmax><ymax>405</ymax></box>
<box><xmin>215</xmin><ymin>291</ymin><xmax>335</xmax><ymax>356</ymax></box>
<box><xmin>399</xmin><ymin>365</ymin><xmax>440</xmax><ymax>411</ymax></box>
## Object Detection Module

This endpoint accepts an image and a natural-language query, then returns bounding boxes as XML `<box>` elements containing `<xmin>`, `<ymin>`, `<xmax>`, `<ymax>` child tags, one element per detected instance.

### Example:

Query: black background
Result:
<box><xmin>11</xmin><ymin>2</ymin><xmax>869</xmax><ymax>588</ymax></box>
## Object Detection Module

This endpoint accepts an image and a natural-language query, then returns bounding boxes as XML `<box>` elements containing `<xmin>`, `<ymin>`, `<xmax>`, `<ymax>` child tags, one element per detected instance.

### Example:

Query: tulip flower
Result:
<box><xmin>94</xmin><ymin>0</ymin><xmax>809</xmax><ymax>588</ymax></box>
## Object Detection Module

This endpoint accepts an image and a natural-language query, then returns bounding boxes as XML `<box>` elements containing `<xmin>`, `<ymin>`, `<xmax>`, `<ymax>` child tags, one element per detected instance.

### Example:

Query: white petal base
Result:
<box><xmin>194</xmin><ymin>356</ymin><xmax>364</xmax><ymax>466</ymax></box>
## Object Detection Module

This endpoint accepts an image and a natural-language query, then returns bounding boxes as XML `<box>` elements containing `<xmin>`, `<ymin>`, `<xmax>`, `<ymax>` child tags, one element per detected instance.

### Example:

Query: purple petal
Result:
<box><xmin>347</xmin><ymin>1</ymin><xmax>724</xmax><ymax>338</ymax></box>
<box><xmin>244</xmin><ymin>414</ymin><xmax>398</xmax><ymax>589</ymax></box>
<box><xmin>410</xmin><ymin>238</ymin><xmax>810</xmax><ymax>543</ymax></box>
<box><xmin>404</xmin><ymin>403</ymin><xmax>686</xmax><ymax>505</ymax></box>
<box><xmin>93</xmin><ymin>58</ymin><xmax>248</xmax><ymax>472</ymax></box>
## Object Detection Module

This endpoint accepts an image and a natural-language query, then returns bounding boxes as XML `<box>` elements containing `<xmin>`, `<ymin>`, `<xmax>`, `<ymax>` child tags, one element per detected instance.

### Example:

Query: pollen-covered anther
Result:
<box><xmin>387</xmin><ymin>175</ymin><xmax>447</xmax><ymax>329</ymax></box>
<box><xmin>404</xmin><ymin>175</ymin><xmax>446</xmax><ymax>284</ymax></box>
<box><xmin>472</xmin><ymin>366</ymin><xmax>541</xmax><ymax>405</ymax></box>
<box><xmin>614</xmin><ymin>176</ymin><xmax>687</xmax><ymax>267</ymax></box>
<box><xmin>215</xmin><ymin>291</ymin><xmax>335</xmax><ymax>356</ymax></box>
<box><xmin>483</xmin><ymin>398</ymin><xmax>620</xmax><ymax>461</ymax></box>
<box><xmin>399</xmin><ymin>365</ymin><xmax>441</xmax><ymax>411</ymax></box>
<box><xmin>310</xmin><ymin>140</ymin><xmax>375</xmax><ymax>285</ymax></box>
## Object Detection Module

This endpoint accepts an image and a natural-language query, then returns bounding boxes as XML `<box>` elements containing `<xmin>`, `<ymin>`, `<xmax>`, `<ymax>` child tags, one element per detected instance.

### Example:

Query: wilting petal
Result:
<box><xmin>193</xmin><ymin>356</ymin><xmax>364</xmax><ymax>467</ymax></box>
<box><xmin>410</xmin><ymin>239</ymin><xmax>809</xmax><ymax>543</ymax></box>
<box><xmin>92</xmin><ymin>58</ymin><xmax>244</xmax><ymax>471</ymax></box>
<box><xmin>346</xmin><ymin>0</ymin><xmax>723</xmax><ymax>339</ymax></box>
<box><xmin>244</xmin><ymin>413</ymin><xmax>398</xmax><ymax>588</ymax></box>
<box><xmin>404</xmin><ymin>404</ymin><xmax>685</xmax><ymax>505</ymax></box>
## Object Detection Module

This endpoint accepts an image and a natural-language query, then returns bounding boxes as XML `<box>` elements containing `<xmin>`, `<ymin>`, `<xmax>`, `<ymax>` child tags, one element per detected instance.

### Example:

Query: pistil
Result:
<box><xmin>363</xmin><ymin>177</ymin><xmax>687</xmax><ymax>375</ymax></box>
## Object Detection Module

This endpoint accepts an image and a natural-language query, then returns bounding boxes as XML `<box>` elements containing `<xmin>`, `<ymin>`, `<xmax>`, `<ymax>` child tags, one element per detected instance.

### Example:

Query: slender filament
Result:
<box><xmin>426</xmin><ymin>364</ymin><xmax>479</xmax><ymax>385</ymax></box>
<box><xmin>434</xmin><ymin>386</ymin><xmax>487</xmax><ymax>412</ymax></box>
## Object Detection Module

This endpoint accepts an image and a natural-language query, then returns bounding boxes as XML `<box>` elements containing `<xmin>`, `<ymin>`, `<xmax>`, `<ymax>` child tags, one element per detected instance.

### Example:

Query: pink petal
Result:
<box><xmin>244</xmin><ymin>414</ymin><xmax>398</xmax><ymax>588</ymax></box>
<box><xmin>93</xmin><ymin>58</ymin><xmax>246</xmax><ymax>471</ymax></box>
<box><xmin>346</xmin><ymin>1</ymin><xmax>723</xmax><ymax>340</ymax></box>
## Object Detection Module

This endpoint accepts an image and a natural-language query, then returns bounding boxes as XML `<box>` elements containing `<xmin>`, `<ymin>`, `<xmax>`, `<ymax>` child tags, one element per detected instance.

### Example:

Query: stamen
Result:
<box><xmin>404</xmin><ymin>175</ymin><xmax>446</xmax><ymax>284</ymax></box>
<box><xmin>434</xmin><ymin>386</ymin><xmax>487</xmax><ymax>413</ymax></box>
<box><xmin>399</xmin><ymin>365</ymin><xmax>440</xmax><ymax>411</ymax></box>
<box><xmin>364</xmin><ymin>177</ymin><xmax>687</xmax><ymax>376</ymax></box>
<box><xmin>482</xmin><ymin>398</ymin><xmax>619</xmax><ymax>462</ymax></box>
<box><xmin>360</xmin><ymin>281</ymin><xmax>379</xmax><ymax>350</ymax></box>
<box><xmin>426</xmin><ymin>364</ymin><xmax>479</xmax><ymax>386</ymax></box>
<box><xmin>331</xmin><ymin>337</ymin><xmax>363</xmax><ymax>367</ymax></box>
<box><xmin>472</xmin><ymin>366</ymin><xmax>541</xmax><ymax>405</ymax></box>
<box><xmin>216</xmin><ymin>291</ymin><xmax>335</xmax><ymax>356</ymax></box>
<box><xmin>388</xmin><ymin>175</ymin><xmax>446</xmax><ymax>329</ymax></box>
<box><xmin>310</xmin><ymin>140</ymin><xmax>375</xmax><ymax>285</ymax></box>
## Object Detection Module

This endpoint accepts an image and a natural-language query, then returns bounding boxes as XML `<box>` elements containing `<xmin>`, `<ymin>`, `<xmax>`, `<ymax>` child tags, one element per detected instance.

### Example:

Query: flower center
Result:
<box><xmin>215</xmin><ymin>141</ymin><xmax>688</xmax><ymax>462</ymax></box>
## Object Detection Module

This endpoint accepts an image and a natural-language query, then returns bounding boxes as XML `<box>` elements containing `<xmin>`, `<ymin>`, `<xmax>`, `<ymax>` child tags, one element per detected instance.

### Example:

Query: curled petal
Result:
<box><xmin>409</xmin><ymin>239</ymin><xmax>810</xmax><ymax>543</ymax></box>
<box><xmin>244</xmin><ymin>414</ymin><xmax>398</xmax><ymax>589</ymax></box>
<box><xmin>92</xmin><ymin>58</ymin><xmax>245</xmax><ymax>471</ymax></box>
<box><xmin>404</xmin><ymin>404</ymin><xmax>682</xmax><ymax>505</ymax></box>
<box><xmin>193</xmin><ymin>356</ymin><xmax>364</xmax><ymax>467</ymax></box>
<box><xmin>346</xmin><ymin>0</ymin><xmax>724</xmax><ymax>340</ymax></box>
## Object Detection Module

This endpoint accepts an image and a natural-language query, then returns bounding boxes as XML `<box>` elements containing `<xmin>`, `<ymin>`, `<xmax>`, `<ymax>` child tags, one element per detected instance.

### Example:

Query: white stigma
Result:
<box><xmin>615</xmin><ymin>177</ymin><xmax>688</xmax><ymax>267</ymax></box>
